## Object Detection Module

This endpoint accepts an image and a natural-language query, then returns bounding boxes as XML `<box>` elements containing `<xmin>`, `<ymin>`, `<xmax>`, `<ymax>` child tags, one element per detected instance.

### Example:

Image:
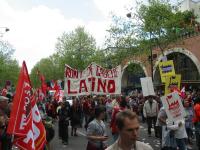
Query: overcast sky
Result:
<box><xmin>0</xmin><ymin>0</ymin><xmax>137</xmax><ymax>71</ymax></box>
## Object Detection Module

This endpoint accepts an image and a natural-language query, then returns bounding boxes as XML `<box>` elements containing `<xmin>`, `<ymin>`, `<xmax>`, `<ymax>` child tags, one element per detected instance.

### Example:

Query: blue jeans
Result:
<box><xmin>176</xmin><ymin>138</ymin><xmax>187</xmax><ymax>150</ymax></box>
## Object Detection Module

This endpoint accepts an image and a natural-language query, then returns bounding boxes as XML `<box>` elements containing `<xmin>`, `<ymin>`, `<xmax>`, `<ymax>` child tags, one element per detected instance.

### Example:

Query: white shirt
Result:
<box><xmin>166</xmin><ymin>119</ymin><xmax>187</xmax><ymax>139</ymax></box>
<box><xmin>106</xmin><ymin>139</ymin><xmax>153</xmax><ymax>150</ymax></box>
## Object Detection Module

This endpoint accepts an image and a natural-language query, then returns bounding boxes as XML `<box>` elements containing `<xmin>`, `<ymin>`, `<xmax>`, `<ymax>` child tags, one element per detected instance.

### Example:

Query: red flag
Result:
<box><xmin>7</xmin><ymin>61</ymin><xmax>35</xmax><ymax>149</ymax></box>
<box><xmin>37</xmin><ymin>69</ymin><xmax>47</xmax><ymax>96</ymax></box>
<box><xmin>40</xmin><ymin>75</ymin><xmax>47</xmax><ymax>96</ymax></box>
<box><xmin>36</xmin><ymin>88</ymin><xmax>45</xmax><ymax>101</ymax></box>
<box><xmin>32</xmin><ymin>92</ymin><xmax>46</xmax><ymax>149</ymax></box>
<box><xmin>54</xmin><ymin>89</ymin><xmax>64</xmax><ymax>101</ymax></box>
<box><xmin>50</xmin><ymin>80</ymin><xmax>60</xmax><ymax>90</ymax></box>
<box><xmin>7</xmin><ymin>61</ymin><xmax>46</xmax><ymax>150</ymax></box>
<box><xmin>54</xmin><ymin>89</ymin><xmax>60</xmax><ymax>101</ymax></box>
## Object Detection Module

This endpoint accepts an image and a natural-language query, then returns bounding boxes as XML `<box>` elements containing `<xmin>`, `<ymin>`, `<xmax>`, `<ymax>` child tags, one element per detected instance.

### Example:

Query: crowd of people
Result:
<box><xmin>0</xmin><ymin>86</ymin><xmax>200</xmax><ymax>150</ymax></box>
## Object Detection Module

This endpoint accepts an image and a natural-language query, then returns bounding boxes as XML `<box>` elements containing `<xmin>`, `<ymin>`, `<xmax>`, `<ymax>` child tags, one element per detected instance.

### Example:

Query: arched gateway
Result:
<box><xmin>153</xmin><ymin>48</ymin><xmax>200</xmax><ymax>86</ymax></box>
<box><xmin>121</xmin><ymin>60</ymin><xmax>147</xmax><ymax>93</ymax></box>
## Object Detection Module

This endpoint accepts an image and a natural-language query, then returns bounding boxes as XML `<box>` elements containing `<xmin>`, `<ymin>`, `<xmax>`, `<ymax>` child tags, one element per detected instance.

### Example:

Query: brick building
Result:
<box><xmin>122</xmin><ymin>34</ymin><xmax>200</xmax><ymax>91</ymax></box>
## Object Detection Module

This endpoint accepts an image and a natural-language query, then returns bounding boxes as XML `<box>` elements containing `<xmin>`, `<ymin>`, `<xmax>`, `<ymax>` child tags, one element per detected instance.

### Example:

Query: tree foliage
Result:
<box><xmin>30</xmin><ymin>56</ymin><xmax>60</xmax><ymax>87</ymax></box>
<box><xmin>55</xmin><ymin>27</ymin><xmax>98</xmax><ymax>70</ymax></box>
<box><xmin>0</xmin><ymin>41</ymin><xmax>20</xmax><ymax>87</ymax></box>
<box><xmin>105</xmin><ymin>0</ymin><xmax>197</xmax><ymax>69</ymax></box>
<box><xmin>30</xmin><ymin>26</ymin><xmax>105</xmax><ymax>87</ymax></box>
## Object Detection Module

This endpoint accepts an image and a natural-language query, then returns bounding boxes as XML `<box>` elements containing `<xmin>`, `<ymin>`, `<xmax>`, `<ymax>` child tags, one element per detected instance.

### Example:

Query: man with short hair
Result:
<box><xmin>106</xmin><ymin>110</ymin><xmax>153</xmax><ymax>150</ymax></box>
<box><xmin>143</xmin><ymin>95</ymin><xmax>159</xmax><ymax>137</ymax></box>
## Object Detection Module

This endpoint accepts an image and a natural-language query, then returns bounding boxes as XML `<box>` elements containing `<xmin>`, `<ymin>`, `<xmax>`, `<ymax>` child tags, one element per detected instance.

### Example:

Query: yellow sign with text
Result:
<box><xmin>159</xmin><ymin>60</ymin><xmax>175</xmax><ymax>83</ymax></box>
<box><xmin>165</xmin><ymin>74</ymin><xmax>181</xmax><ymax>95</ymax></box>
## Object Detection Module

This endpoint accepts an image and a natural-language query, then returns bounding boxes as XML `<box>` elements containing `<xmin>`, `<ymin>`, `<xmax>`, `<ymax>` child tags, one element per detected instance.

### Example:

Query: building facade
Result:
<box><xmin>178</xmin><ymin>0</ymin><xmax>200</xmax><ymax>22</ymax></box>
<box><xmin>121</xmin><ymin>34</ymin><xmax>200</xmax><ymax>91</ymax></box>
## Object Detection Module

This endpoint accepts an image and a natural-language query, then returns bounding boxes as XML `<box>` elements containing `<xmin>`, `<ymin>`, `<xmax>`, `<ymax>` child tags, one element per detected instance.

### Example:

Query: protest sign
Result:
<box><xmin>161</xmin><ymin>92</ymin><xmax>185</xmax><ymax>122</ymax></box>
<box><xmin>64</xmin><ymin>63</ymin><xmax>121</xmax><ymax>96</ymax></box>
<box><xmin>159</xmin><ymin>60</ymin><xmax>175</xmax><ymax>83</ymax></box>
<box><xmin>140</xmin><ymin>77</ymin><xmax>155</xmax><ymax>97</ymax></box>
<box><xmin>165</xmin><ymin>74</ymin><xmax>181</xmax><ymax>95</ymax></box>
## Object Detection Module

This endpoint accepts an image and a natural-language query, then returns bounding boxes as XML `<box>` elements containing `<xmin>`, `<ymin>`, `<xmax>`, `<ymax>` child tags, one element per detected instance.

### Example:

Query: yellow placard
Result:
<box><xmin>159</xmin><ymin>60</ymin><xmax>175</xmax><ymax>83</ymax></box>
<box><xmin>165</xmin><ymin>74</ymin><xmax>181</xmax><ymax>95</ymax></box>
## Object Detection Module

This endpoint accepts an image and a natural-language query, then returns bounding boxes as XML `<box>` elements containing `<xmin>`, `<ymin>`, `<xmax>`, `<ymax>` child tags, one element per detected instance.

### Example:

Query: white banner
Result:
<box><xmin>161</xmin><ymin>92</ymin><xmax>185</xmax><ymax>122</ymax></box>
<box><xmin>140</xmin><ymin>77</ymin><xmax>155</xmax><ymax>97</ymax></box>
<box><xmin>64</xmin><ymin>63</ymin><xmax>122</xmax><ymax>96</ymax></box>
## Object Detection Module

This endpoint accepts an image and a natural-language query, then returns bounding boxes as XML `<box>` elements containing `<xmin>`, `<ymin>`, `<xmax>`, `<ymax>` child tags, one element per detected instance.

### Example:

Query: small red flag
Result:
<box><xmin>37</xmin><ymin>70</ymin><xmax>47</xmax><ymax>96</ymax></box>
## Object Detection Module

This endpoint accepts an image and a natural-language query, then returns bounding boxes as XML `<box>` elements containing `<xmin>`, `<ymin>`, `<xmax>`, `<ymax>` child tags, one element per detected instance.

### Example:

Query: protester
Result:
<box><xmin>70</xmin><ymin>98</ymin><xmax>82</xmax><ymax>136</ymax></box>
<box><xmin>166</xmin><ymin>119</ymin><xmax>188</xmax><ymax>150</ymax></box>
<box><xmin>161</xmin><ymin>121</ymin><xmax>177</xmax><ymax>150</ymax></box>
<box><xmin>193</xmin><ymin>96</ymin><xmax>200</xmax><ymax>150</ymax></box>
<box><xmin>143</xmin><ymin>95</ymin><xmax>159</xmax><ymax>137</ymax></box>
<box><xmin>58</xmin><ymin>97</ymin><xmax>71</xmax><ymax>145</ymax></box>
<box><xmin>110</xmin><ymin>96</ymin><xmax>128</xmax><ymax>142</ymax></box>
<box><xmin>156</xmin><ymin>107</ymin><xmax>167</xmax><ymax>142</ymax></box>
<box><xmin>42</xmin><ymin>115</ymin><xmax>55</xmax><ymax>150</ymax></box>
<box><xmin>0</xmin><ymin>96</ymin><xmax>9</xmax><ymax>116</ymax></box>
<box><xmin>106</xmin><ymin>109</ymin><xmax>153</xmax><ymax>150</ymax></box>
<box><xmin>105</xmin><ymin>98</ymin><xmax>113</xmax><ymax>123</ymax></box>
<box><xmin>184</xmin><ymin>97</ymin><xmax>193</xmax><ymax>149</ymax></box>
<box><xmin>0</xmin><ymin>114</ymin><xmax>11</xmax><ymax>150</ymax></box>
<box><xmin>83</xmin><ymin>97</ymin><xmax>92</xmax><ymax>130</ymax></box>
<box><xmin>86</xmin><ymin>106</ymin><xmax>108</xmax><ymax>150</ymax></box>
<box><xmin>129</xmin><ymin>95</ymin><xmax>140</xmax><ymax>114</ymax></box>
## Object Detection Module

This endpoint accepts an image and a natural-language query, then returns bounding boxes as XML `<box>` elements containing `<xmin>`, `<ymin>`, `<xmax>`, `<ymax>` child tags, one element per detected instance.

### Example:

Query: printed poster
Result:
<box><xmin>159</xmin><ymin>60</ymin><xmax>175</xmax><ymax>83</ymax></box>
<box><xmin>161</xmin><ymin>92</ymin><xmax>185</xmax><ymax>122</ymax></box>
<box><xmin>165</xmin><ymin>74</ymin><xmax>181</xmax><ymax>95</ymax></box>
<box><xmin>140</xmin><ymin>77</ymin><xmax>155</xmax><ymax>97</ymax></box>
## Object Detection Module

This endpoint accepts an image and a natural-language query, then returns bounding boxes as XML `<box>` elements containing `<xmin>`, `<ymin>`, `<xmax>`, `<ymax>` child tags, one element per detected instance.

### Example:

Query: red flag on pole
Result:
<box><xmin>7</xmin><ymin>61</ymin><xmax>35</xmax><ymax>149</ymax></box>
<box><xmin>37</xmin><ymin>69</ymin><xmax>47</xmax><ymax>96</ymax></box>
<box><xmin>7</xmin><ymin>61</ymin><xmax>46</xmax><ymax>150</ymax></box>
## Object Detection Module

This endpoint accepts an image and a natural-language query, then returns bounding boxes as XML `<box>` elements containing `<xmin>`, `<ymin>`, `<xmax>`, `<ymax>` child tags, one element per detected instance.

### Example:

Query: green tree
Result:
<box><xmin>30</xmin><ymin>26</ymin><xmax>106</xmax><ymax>87</ymax></box>
<box><xmin>105</xmin><ymin>0</ymin><xmax>196</xmax><ymax>67</ymax></box>
<box><xmin>30</xmin><ymin>56</ymin><xmax>60</xmax><ymax>87</ymax></box>
<box><xmin>55</xmin><ymin>26</ymin><xmax>98</xmax><ymax>70</ymax></box>
<box><xmin>0</xmin><ymin>41</ymin><xmax>20</xmax><ymax>87</ymax></box>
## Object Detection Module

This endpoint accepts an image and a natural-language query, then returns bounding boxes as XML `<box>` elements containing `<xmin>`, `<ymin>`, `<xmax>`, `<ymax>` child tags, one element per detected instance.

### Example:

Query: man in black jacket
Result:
<box><xmin>58</xmin><ymin>97</ymin><xmax>71</xmax><ymax>145</ymax></box>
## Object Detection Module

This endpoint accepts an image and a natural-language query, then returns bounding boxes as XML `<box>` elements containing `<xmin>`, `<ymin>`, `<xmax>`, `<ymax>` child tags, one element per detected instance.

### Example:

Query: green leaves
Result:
<box><xmin>55</xmin><ymin>26</ymin><xmax>97</xmax><ymax>70</ymax></box>
<box><xmin>105</xmin><ymin>0</ymin><xmax>197</xmax><ymax>67</ymax></box>
<box><xmin>30</xmin><ymin>26</ymin><xmax>105</xmax><ymax>87</ymax></box>
<box><xmin>0</xmin><ymin>41</ymin><xmax>20</xmax><ymax>87</ymax></box>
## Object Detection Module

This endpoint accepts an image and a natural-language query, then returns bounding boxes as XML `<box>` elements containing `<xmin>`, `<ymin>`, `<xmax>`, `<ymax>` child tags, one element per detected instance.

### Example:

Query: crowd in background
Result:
<box><xmin>0</xmin><ymin>86</ymin><xmax>200</xmax><ymax>150</ymax></box>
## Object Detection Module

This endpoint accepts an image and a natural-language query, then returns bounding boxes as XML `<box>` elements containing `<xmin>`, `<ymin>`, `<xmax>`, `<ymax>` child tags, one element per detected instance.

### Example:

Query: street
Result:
<box><xmin>50</xmin><ymin>120</ymin><xmax>161</xmax><ymax>150</ymax></box>
<box><xmin>50</xmin><ymin>119</ymin><xmax>198</xmax><ymax>150</ymax></box>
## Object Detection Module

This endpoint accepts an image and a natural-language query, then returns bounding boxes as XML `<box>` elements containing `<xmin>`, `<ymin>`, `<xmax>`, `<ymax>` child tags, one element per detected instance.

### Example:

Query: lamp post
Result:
<box><xmin>149</xmin><ymin>32</ymin><xmax>154</xmax><ymax>81</ymax></box>
<box><xmin>0</xmin><ymin>27</ymin><xmax>10</xmax><ymax>37</ymax></box>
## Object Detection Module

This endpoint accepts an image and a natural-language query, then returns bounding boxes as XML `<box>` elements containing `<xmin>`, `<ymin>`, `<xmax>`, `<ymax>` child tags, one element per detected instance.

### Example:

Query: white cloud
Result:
<box><xmin>0</xmin><ymin>1</ymin><xmax>84</xmax><ymax>70</ymax></box>
<box><xmin>0</xmin><ymin>0</ymin><xmax>136</xmax><ymax>71</ymax></box>
<box><xmin>93</xmin><ymin>0</ymin><xmax>135</xmax><ymax>18</ymax></box>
